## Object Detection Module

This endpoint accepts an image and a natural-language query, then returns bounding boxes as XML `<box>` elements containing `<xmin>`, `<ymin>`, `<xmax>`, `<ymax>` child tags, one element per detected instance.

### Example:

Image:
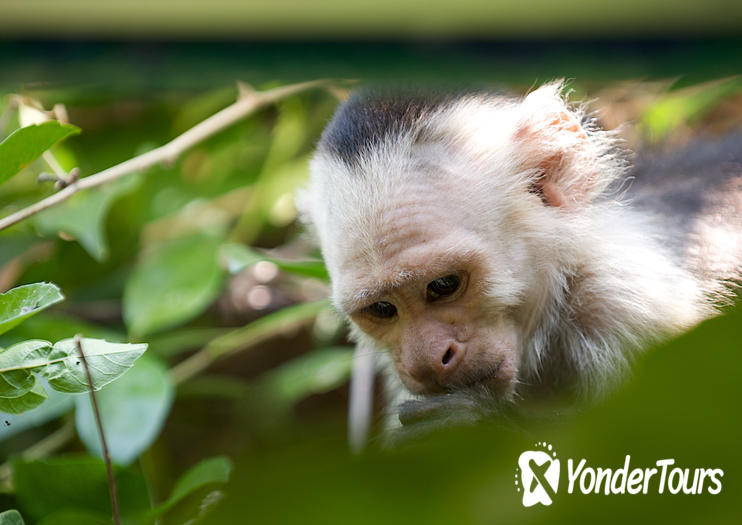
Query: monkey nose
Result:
<box><xmin>409</xmin><ymin>343</ymin><xmax>465</xmax><ymax>392</ymax></box>
<box><xmin>441</xmin><ymin>346</ymin><xmax>457</xmax><ymax>367</ymax></box>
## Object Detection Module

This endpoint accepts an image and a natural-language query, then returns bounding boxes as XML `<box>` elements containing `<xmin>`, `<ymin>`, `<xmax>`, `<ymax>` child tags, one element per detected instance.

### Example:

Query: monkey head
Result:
<box><xmin>299</xmin><ymin>83</ymin><xmax>633</xmax><ymax>400</ymax></box>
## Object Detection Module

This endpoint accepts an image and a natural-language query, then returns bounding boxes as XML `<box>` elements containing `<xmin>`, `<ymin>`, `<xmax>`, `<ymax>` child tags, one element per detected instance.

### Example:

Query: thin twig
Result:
<box><xmin>41</xmin><ymin>151</ymin><xmax>69</xmax><ymax>180</ymax></box>
<box><xmin>170</xmin><ymin>300</ymin><xmax>327</xmax><ymax>385</ymax></box>
<box><xmin>0</xmin><ymin>79</ymin><xmax>330</xmax><ymax>232</ymax></box>
<box><xmin>39</xmin><ymin>154</ymin><xmax>79</xmax><ymax>189</ymax></box>
<box><xmin>75</xmin><ymin>334</ymin><xmax>120</xmax><ymax>525</ymax></box>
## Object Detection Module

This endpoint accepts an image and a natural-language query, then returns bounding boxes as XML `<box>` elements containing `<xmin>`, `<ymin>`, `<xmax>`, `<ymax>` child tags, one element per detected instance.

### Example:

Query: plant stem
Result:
<box><xmin>0</xmin><ymin>79</ymin><xmax>330</xmax><ymax>232</ymax></box>
<box><xmin>75</xmin><ymin>335</ymin><xmax>120</xmax><ymax>525</ymax></box>
<box><xmin>171</xmin><ymin>300</ymin><xmax>328</xmax><ymax>385</ymax></box>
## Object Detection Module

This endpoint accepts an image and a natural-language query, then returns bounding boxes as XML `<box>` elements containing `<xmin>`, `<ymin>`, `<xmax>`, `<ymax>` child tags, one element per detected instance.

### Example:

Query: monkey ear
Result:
<box><xmin>517</xmin><ymin>82</ymin><xmax>598</xmax><ymax>208</ymax></box>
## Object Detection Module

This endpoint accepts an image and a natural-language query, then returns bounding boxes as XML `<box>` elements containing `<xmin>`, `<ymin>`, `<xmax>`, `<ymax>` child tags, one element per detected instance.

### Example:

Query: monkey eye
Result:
<box><xmin>426</xmin><ymin>274</ymin><xmax>461</xmax><ymax>301</ymax></box>
<box><xmin>366</xmin><ymin>301</ymin><xmax>398</xmax><ymax>319</ymax></box>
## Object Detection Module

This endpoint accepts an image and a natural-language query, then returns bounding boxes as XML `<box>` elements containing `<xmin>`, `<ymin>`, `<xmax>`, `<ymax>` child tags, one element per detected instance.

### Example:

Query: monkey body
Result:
<box><xmin>300</xmin><ymin>83</ymin><xmax>741</xmax><ymax>430</ymax></box>
<box><xmin>628</xmin><ymin>134</ymin><xmax>742</xmax><ymax>298</ymax></box>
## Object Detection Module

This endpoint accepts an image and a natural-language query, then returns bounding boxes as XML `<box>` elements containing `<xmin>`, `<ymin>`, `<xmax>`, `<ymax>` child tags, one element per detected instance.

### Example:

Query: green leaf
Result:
<box><xmin>221</xmin><ymin>243</ymin><xmax>329</xmax><ymax>280</ymax></box>
<box><xmin>0</xmin><ymin>377</ymin><xmax>48</xmax><ymax>414</ymax></box>
<box><xmin>0</xmin><ymin>338</ymin><xmax>146</xmax><ymax>404</ymax></box>
<box><xmin>160</xmin><ymin>490</ymin><xmax>224</xmax><ymax>525</ymax></box>
<box><xmin>0</xmin><ymin>379</ymin><xmax>74</xmax><ymax>442</ymax></box>
<box><xmin>229</xmin><ymin>98</ymin><xmax>311</xmax><ymax>241</ymax></box>
<box><xmin>11</xmin><ymin>455</ymin><xmax>150</xmax><ymax>521</ymax></box>
<box><xmin>262</xmin><ymin>347</ymin><xmax>354</xmax><ymax>407</ymax></box>
<box><xmin>0</xmin><ymin>340</ymin><xmax>52</xmax><ymax>411</ymax></box>
<box><xmin>0</xmin><ymin>121</ymin><xmax>80</xmax><ymax>186</ymax></box>
<box><xmin>75</xmin><ymin>354</ymin><xmax>174</xmax><ymax>465</ymax></box>
<box><xmin>41</xmin><ymin>338</ymin><xmax>147</xmax><ymax>393</ymax></box>
<box><xmin>0</xmin><ymin>283</ymin><xmax>64</xmax><ymax>336</ymax></box>
<box><xmin>0</xmin><ymin>510</ymin><xmax>25</xmax><ymax>525</ymax></box>
<box><xmin>147</xmin><ymin>456</ymin><xmax>232</xmax><ymax>521</ymax></box>
<box><xmin>640</xmin><ymin>78</ymin><xmax>742</xmax><ymax>141</ymax></box>
<box><xmin>35</xmin><ymin>173</ymin><xmax>140</xmax><ymax>262</ymax></box>
<box><xmin>123</xmin><ymin>233</ymin><xmax>224</xmax><ymax>337</ymax></box>
<box><xmin>231</xmin><ymin>156</ymin><xmax>311</xmax><ymax>243</ymax></box>
<box><xmin>0</xmin><ymin>358</ymin><xmax>35</xmax><ymax>398</ymax></box>
<box><xmin>141</xmin><ymin>454</ymin><xmax>231</xmax><ymax>523</ymax></box>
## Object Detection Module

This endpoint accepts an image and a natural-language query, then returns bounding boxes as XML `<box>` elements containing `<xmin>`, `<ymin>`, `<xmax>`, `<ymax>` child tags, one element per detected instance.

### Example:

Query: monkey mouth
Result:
<box><xmin>403</xmin><ymin>359</ymin><xmax>507</xmax><ymax>396</ymax></box>
<box><xmin>455</xmin><ymin>359</ymin><xmax>504</xmax><ymax>391</ymax></box>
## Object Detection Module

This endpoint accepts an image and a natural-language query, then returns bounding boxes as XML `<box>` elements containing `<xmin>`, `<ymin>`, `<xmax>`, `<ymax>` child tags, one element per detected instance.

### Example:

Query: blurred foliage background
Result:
<box><xmin>0</xmin><ymin>1</ymin><xmax>741</xmax><ymax>523</ymax></box>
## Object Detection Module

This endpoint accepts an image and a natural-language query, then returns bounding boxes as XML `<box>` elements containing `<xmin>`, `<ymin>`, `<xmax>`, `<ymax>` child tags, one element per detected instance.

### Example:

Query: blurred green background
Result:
<box><xmin>0</xmin><ymin>1</ymin><xmax>741</xmax><ymax>39</ymax></box>
<box><xmin>0</xmin><ymin>1</ymin><xmax>740</xmax><ymax>523</ymax></box>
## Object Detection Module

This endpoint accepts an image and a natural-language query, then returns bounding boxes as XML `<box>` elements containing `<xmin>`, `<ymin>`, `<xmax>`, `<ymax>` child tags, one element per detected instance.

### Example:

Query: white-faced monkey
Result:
<box><xmin>298</xmin><ymin>82</ymin><xmax>741</xmax><ymax>444</ymax></box>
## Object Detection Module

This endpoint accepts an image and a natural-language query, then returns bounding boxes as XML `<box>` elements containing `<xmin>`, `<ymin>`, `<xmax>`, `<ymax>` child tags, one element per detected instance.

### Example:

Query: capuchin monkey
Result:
<box><xmin>298</xmin><ymin>82</ymin><xmax>742</xmax><ymax>444</ymax></box>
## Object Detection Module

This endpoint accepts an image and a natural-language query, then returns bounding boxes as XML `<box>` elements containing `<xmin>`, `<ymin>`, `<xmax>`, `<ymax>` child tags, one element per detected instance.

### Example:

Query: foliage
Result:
<box><xmin>0</xmin><ymin>510</ymin><xmax>24</xmax><ymax>525</ymax></box>
<box><xmin>0</xmin><ymin>337</ymin><xmax>146</xmax><ymax>413</ymax></box>
<box><xmin>74</xmin><ymin>354</ymin><xmax>174</xmax><ymax>465</ymax></box>
<box><xmin>0</xmin><ymin>80</ymin><xmax>340</xmax><ymax>523</ymax></box>
<box><xmin>0</xmin><ymin>283</ymin><xmax>63</xmax><ymax>336</ymax></box>
<box><xmin>123</xmin><ymin>232</ymin><xmax>224</xmax><ymax>337</ymax></box>
<box><xmin>222</xmin><ymin>242</ymin><xmax>329</xmax><ymax>280</ymax></box>
<box><xmin>0</xmin><ymin>122</ymin><xmax>79</xmax><ymax>186</ymax></box>
<box><xmin>34</xmin><ymin>173</ymin><xmax>141</xmax><ymax>262</ymax></box>
<box><xmin>11</xmin><ymin>454</ymin><xmax>231</xmax><ymax>524</ymax></box>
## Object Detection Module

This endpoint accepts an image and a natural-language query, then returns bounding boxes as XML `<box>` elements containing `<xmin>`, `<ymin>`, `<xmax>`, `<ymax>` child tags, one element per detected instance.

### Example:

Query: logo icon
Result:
<box><xmin>515</xmin><ymin>442</ymin><xmax>560</xmax><ymax>507</ymax></box>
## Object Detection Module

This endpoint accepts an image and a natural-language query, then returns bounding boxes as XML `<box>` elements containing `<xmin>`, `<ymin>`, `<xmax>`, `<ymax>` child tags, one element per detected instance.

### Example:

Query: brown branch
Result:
<box><xmin>75</xmin><ymin>335</ymin><xmax>120</xmax><ymax>525</ymax></box>
<box><xmin>0</xmin><ymin>79</ymin><xmax>330</xmax><ymax>232</ymax></box>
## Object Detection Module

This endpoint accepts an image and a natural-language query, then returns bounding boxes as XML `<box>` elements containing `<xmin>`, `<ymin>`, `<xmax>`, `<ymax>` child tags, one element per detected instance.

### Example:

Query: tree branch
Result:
<box><xmin>0</xmin><ymin>79</ymin><xmax>330</xmax><ymax>232</ymax></box>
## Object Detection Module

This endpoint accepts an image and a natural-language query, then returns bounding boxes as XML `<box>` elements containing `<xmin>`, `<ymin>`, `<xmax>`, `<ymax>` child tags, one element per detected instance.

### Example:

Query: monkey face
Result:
<box><xmin>339</xmin><ymin>214</ymin><xmax>526</xmax><ymax>398</ymax></box>
<box><xmin>317</xmin><ymin>148</ymin><xmax>540</xmax><ymax>400</ymax></box>
<box><xmin>350</xmin><ymin>273</ymin><xmax>521</xmax><ymax>397</ymax></box>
